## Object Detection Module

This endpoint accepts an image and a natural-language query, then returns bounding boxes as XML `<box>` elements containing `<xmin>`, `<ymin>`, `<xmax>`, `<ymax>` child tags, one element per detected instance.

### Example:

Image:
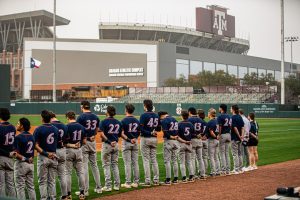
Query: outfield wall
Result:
<box><xmin>0</xmin><ymin>102</ymin><xmax>299</xmax><ymax>118</ymax></box>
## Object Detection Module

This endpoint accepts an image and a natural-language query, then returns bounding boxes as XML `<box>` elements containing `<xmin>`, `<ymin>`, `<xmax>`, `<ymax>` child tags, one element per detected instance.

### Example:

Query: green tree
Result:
<box><xmin>243</xmin><ymin>72</ymin><xmax>277</xmax><ymax>86</ymax></box>
<box><xmin>163</xmin><ymin>74</ymin><xmax>188</xmax><ymax>87</ymax></box>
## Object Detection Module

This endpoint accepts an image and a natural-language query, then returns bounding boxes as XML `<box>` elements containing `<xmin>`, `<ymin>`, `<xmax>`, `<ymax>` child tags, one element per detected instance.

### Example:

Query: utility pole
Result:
<box><xmin>53</xmin><ymin>0</ymin><xmax>56</xmax><ymax>102</ymax></box>
<box><xmin>280</xmin><ymin>0</ymin><xmax>285</xmax><ymax>104</ymax></box>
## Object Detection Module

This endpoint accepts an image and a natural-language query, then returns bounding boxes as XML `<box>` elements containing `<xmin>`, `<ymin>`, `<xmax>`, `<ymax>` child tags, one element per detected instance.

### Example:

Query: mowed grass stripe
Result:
<box><xmin>8</xmin><ymin>115</ymin><xmax>300</xmax><ymax>200</ymax></box>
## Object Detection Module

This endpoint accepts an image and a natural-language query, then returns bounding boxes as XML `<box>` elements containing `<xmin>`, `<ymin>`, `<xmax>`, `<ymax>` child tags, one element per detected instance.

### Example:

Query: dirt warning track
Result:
<box><xmin>95</xmin><ymin>159</ymin><xmax>300</xmax><ymax>200</ymax></box>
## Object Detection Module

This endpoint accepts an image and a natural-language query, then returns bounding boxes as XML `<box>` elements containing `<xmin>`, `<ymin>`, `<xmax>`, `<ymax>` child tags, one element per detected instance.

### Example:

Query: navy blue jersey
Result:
<box><xmin>206</xmin><ymin>119</ymin><xmax>219</xmax><ymax>139</ymax></box>
<box><xmin>200</xmin><ymin>120</ymin><xmax>207</xmax><ymax>137</ymax></box>
<box><xmin>231</xmin><ymin>114</ymin><xmax>245</xmax><ymax>141</ymax></box>
<box><xmin>33</xmin><ymin>124</ymin><xmax>58</xmax><ymax>153</ymax></box>
<box><xmin>66</xmin><ymin>122</ymin><xmax>86</xmax><ymax>145</ymax></box>
<box><xmin>14</xmin><ymin>131</ymin><xmax>35</xmax><ymax>158</ymax></box>
<box><xmin>178</xmin><ymin>120</ymin><xmax>194</xmax><ymax>141</ymax></box>
<box><xmin>77</xmin><ymin>112</ymin><xmax>100</xmax><ymax>138</ymax></box>
<box><xmin>51</xmin><ymin>121</ymin><xmax>68</xmax><ymax>148</ymax></box>
<box><xmin>100</xmin><ymin>117</ymin><xmax>122</xmax><ymax>144</ymax></box>
<box><xmin>140</xmin><ymin>112</ymin><xmax>161</xmax><ymax>137</ymax></box>
<box><xmin>217</xmin><ymin>113</ymin><xmax>231</xmax><ymax>134</ymax></box>
<box><xmin>249</xmin><ymin>121</ymin><xmax>258</xmax><ymax>137</ymax></box>
<box><xmin>161</xmin><ymin>116</ymin><xmax>178</xmax><ymax>139</ymax></box>
<box><xmin>0</xmin><ymin>122</ymin><xmax>16</xmax><ymax>157</ymax></box>
<box><xmin>121</xmin><ymin>116</ymin><xmax>140</xmax><ymax>139</ymax></box>
<box><xmin>188</xmin><ymin>116</ymin><xmax>204</xmax><ymax>138</ymax></box>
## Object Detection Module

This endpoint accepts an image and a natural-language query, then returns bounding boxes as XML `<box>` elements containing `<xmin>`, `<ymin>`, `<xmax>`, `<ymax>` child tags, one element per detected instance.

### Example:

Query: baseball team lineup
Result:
<box><xmin>0</xmin><ymin>99</ymin><xmax>260</xmax><ymax>200</ymax></box>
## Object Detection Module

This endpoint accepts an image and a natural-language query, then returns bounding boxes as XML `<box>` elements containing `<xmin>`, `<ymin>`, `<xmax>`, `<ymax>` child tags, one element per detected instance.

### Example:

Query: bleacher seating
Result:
<box><xmin>113</xmin><ymin>93</ymin><xmax>272</xmax><ymax>104</ymax></box>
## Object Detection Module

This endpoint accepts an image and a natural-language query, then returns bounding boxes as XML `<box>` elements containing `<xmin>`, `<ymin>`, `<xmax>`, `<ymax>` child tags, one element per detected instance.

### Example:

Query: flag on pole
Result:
<box><xmin>30</xmin><ymin>58</ymin><xmax>41</xmax><ymax>69</ymax></box>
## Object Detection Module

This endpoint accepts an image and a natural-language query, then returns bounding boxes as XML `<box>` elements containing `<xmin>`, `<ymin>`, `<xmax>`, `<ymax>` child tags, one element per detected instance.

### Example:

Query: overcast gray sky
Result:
<box><xmin>1</xmin><ymin>0</ymin><xmax>299</xmax><ymax>63</ymax></box>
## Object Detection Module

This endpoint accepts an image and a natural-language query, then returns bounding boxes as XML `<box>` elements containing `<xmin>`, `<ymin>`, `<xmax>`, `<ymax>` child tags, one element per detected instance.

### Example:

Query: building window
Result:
<box><xmin>258</xmin><ymin>69</ymin><xmax>266</xmax><ymax>77</ymax></box>
<box><xmin>203</xmin><ymin>62</ymin><xmax>215</xmax><ymax>73</ymax></box>
<box><xmin>216</xmin><ymin>63</ymin><xmax>227</xmax><ymax>73</ymax></box>
<box><xmin>228</xmin><ymin>65</ymin><xmax>237</xmax><ymax>77</ymax></box>
<box><xmin>266</xmin><ymin>70</ymin><xmax>275</xmax><ymax>77</ymax></box>
<box><xmin>275</xmin><ymin>71</ymin><xmax>281</xmax><ymax>81</ymax></box>
<box><xmin>238</xmin><ymin>66</ymin><xmax>248</xmax><ymax>78</ymax></box>
<box><xmin>249</xmin><ymin>67</ymin><xmax>258</xmax><ymax>75</ymax></box>
<box><xmin>176</xmin><ymin>59</ymin><xmax>189</xmax><ymax>79</ymax></box>
<box><xmin>285</xmin><ymin>72</ymin><xmax>290</xmax><ymax>78</ymax></box>
<box><xmin>190</xmin><ymin>60</ymin><xmax>202</xmax><ymax>75</ymax></box>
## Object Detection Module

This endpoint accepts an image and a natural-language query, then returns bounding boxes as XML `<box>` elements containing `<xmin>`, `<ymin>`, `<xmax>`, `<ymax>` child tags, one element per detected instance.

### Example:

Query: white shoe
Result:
<box><xmin>131</xmin><ymin>183</ymin><xmax>139</xmax><ymax>188</ymax></box>
<box><xmin>75</xmin><ymin>191</ymin><xmax>88</xmax><ymax>196</ymax></box>
<box><xmin>253</xmin><ymin>166</ymin><xmax>258</xmax><ymax>170</ymax></box>
<box><xmin>121</xmin><ymin>183</ymin><xmax>132</xmax><ymax>189</ymax></box>
<box><xmin>231</xmin><ymin>170</ymin><xmax>239</xmax><ymax>175</ymax></box>
<box><xmin>113</xmin><ymin>186</ymin><xmax>120</xmax><ymax>191</ymax></box>
<box><xmin>94</xmin><ymin>188</ymin><xmax>102</xmax><ymax>194</ymax></box>
<box><xmin>243</xmin><ymin>167</ymin><xmax>251</xmax><ymax>172</ymax></box>
<box><xmin>102</xmin><ymin>186</ymin><xmax>112</xmax><ymax>192</ymax></box>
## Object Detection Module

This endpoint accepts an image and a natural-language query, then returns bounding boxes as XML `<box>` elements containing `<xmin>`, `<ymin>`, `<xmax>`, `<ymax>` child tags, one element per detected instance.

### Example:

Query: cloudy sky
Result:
<box><xmin>1</xmin><ymin>0</ymin><xmax>299</xmax><ymax>63</ymax></box>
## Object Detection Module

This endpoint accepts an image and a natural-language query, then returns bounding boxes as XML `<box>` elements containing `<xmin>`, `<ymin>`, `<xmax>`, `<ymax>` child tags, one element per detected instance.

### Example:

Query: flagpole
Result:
<box><xmin>53</xmin><ymin>0</ymin><xmax>57</xmax><ymax>102</ymax></box>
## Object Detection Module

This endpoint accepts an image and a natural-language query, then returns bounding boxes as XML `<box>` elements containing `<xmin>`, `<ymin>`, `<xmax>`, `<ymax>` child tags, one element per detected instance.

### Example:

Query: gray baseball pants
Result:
<box><xmin>140</xmin><ymin>137</ymin><xmax>159</xmax><ymax>184</ymax></box>
<box><xmin>37</xmin><ymin>154</ymin><xmax>58</xmax><ymax>200</ymax></box>
<box><xmin>163</xmin><ymin>139</ymin><xmax>179</xmax><ymax>179</ymax></box>
<box><xmin>122</xmin><ymin>140</ymin><xmax>140</xmax><ymax>184</ymax></box>
<box><xmin>202</xmin><ymin>139</ymin><xmax>209</xmax><ymax>172</ymax></box>
<box><xmin>0</xmin><ymin>156</ymin><xmax>16</xmax><ymax>197</ymax></box>
<box><xmin>242</xmin><ymin>144</ymin><xmax>250</xmax><ymax>167</ymax></box>
<box><xmin>82</xmin><ymin>140</ymin><xmax>102</xmax><ymax>191</ymax></box>
<box><xmin>56</xmin><ymin>148</ymin><xmax>67</xmax><ymax>197</ymax></box>
<box><xmin>219</xmin><ymin>133</ymin><xmax>231</xmax><ymax>173</ymax></box>
<box><xmin>178</xmin><ymin>143</ymin><xmax>193</xmax><ymax>178</ymax></box>
<box><xmin>208</xmin><ymin>138</ymin><xmax>220</xmax><ymax>175</ymax></box>
<box><xmin>14</xmin><ymin>160</ymin><xmax>36</xmax><ymax>200</ymax></box>
<box><xmin>66</xmin><ymin>148</ymin><xmax>85</xmax><ymax>193</ymax></box>
<box><xmin>191</xmin><ymin>138</ymin><xmax>205</xmax><ymax>177</ymax></box>
<box><xmin>231</xmin><ymin>140</ymin><xmax>243</xmax><ymax>171</ymax></box>
<box><xmin>101</xmin><ymin>143</ymin><xmax>120</xmax><ymax>188</ymax></box>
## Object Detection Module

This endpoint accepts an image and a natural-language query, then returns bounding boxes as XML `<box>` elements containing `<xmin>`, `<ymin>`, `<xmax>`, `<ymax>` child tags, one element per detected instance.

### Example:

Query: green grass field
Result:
<box><xmin>9</xmin><ymin>115</ymin><xmax>300</xmax><ymax>200</ymax></box>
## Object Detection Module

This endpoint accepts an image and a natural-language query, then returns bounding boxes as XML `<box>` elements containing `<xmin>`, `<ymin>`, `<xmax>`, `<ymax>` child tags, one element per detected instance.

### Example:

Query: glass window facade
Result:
<box><xmin>249</xmin><ymin>67</ymin><xmax>258</xmax><ymax>75</ymax></box>
<box><xmin>203</xmin><ymin>62</ymin><xmax>215</xmax><ymax>73</ymax></box>
<box><xmin>216</xmin><ymin>64</ymin><xmax>227</xmax><ymax>72</ymax></box>
<box><xmin>176</xmin><ymin>59</ymin><xmax>189</xmax><ymax>79</ymax></box>
<box><xmin>238</xmin><ymin>66</ymin><xmax>248</xmax><ymax>78</ymax></box>
<box><xmin>275</xmin><ymin>71</ymin><xmax>281</xmax><ymax>81</ymax></box>
<box><xmin>190</xmin><ymin>60</ymin><xmax>202</xmax><ymax>75</ymax></box>
<box><xmin>228</xmin><ymin>65</ymin><xmax>237</xmax><ymax>77</ymax></box>
<box><xmin>266</xmin><ymin>70</ymin><xmax>275</xmax><ymax>77</ymax></box>
<box><xmin>258</xmin><ymin>69</ymin><xmax>266</xmax><ymax>77</ymax></box>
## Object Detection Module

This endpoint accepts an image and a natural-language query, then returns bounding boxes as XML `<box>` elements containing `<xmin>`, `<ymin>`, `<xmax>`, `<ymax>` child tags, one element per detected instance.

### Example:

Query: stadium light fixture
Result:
<box><xmin>285</xmin><ymin>36</ymin><xmax>299</xmax><ymax>73</ymax></box>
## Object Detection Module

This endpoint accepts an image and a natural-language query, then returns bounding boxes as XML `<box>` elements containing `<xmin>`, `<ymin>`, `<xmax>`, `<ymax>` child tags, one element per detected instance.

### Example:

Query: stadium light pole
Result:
<box><xmin>280</xmin><ymin>0</ymin><xmax>285</xmax><ymax>105</ymax></box>
<box><xmin>285</xmin><ymin>36</ymin><xmax>299</xmax><ymax>73</ymax></box>
<box><xmin>52</xmin><ymin>0</ymin><xmax>57</xmax><ymax>102</ymax></box>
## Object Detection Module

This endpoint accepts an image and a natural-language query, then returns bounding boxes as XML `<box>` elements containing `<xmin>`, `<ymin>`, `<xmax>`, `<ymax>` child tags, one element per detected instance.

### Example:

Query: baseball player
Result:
<box><xmin>0</xmin><ymin>108</ymin><xmax>16</xmax><ymax>197</ymax></box>
<box><xmin>76</xmin><ymin>101</ymin><xmax>102</xmax><ymax>195</ymax></box>
<box><xmin>230</xmin><ymin>105</ymin><xmax>245</xmax><ymax>174</ymax></box>
<box><xmin>50</xmin><ymin>111</ymin><xmax>68</xmax><ymax>199</ymax></box>
<box><xmin>217</xmin><ymin>104</ymin><xmax>232</xmax><ymax>175</ymax></box>
<box><xmin>158</xmin><ymin>111</ymin><xmax>179</xmax><ymax>185</ymax></box>
<box><xmin>188</xmin><ymin>107</ymin><xmax>206</xmax><ymax>180</ymax></box>
<box><xmin>33</xmin><ymin>110</ymin><xmax>59</xmax><ymax>200</ymax></box>
<box><xmin>120</xmin><ymin>104</ymin><xmax>140</xmax><ymax>189</ymax></box>
<box><xmin>197</xmin><ymin>109</ymin><xmax>208</xmax><ymax>175</ymax></box>
<box><xmin>14</xmin><ymin>118</ymin><xmax>36</xmax><ymax>200</ymax></box>
<box><xmin>177</xmin><ymin>110</ymin><xmax>194</xmax><ymax>183</ymax></box>
<box><xmin>99</xmin><ymin>105</ymin><xmax>121</xmax><ymax>192</ymax></box>
<box><xmin>206</xmin><ymin>108</ymin><xmax>221</xmax><ymax>177</ymax></box>
<box><xmin>239</xmin><ymin>109</ymin><xmax>251</xmax><ymax>172</ymax></box>
<box><xmin>65</xmin><ymin>111</ymin><xmax>87</xmax><ymax>200</ymax></box>
<box><xmin>139</xmin><ymin>99</ymin><xmax>161</xmax><ymax>186</ymax></box>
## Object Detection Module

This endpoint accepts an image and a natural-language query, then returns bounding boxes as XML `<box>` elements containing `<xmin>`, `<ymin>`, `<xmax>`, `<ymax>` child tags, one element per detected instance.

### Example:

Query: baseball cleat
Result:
<box><xmin>181</xmin><ymin>177</ymin><xmax>188</xmax><ymax>183</ymax></box>
<box><xmin>226</xmin><ymin>171</ymin><xmax>232</xmax><ymax>176</ymax></box>
<box><xmin>102</xmin><ymin>186</ymin><xmax>112</xmax><ymax>192</ymax></box>
<box><xmin>131</xmin><ymin>183</ymin><xmax>139</xmax><ymax>188</ymax></box>
<box><xmin>199</xmin><ymin>176</ymin><xmax>206</xmax><ymax>180</ymax></box>
<box><xmin>79</xmin><ymin>194</ymin><xmax>85</xmax><ymax>200</ymax></box>
<box><xmin>231</xmin><ymin>170</ymin><xmax>240</xmax><ymax>175</ymax></box>
<box><xmin>113</xmin><ymin>186</ymin><xmax>120</xmax><ymax>191</ymax></box>
<box><xmin>121</xmin><ymin>183</ymin><xmax>132</xmax><ymax>189</ymax></box>
<box><xmin>94</xmin><ymin>188</ymin><xmax>102</xmax><ymax>194</ymax></box>
<box><xmin>140</xmin><ymin>182</ymin><xmax>151</xmax><ymax>187</ymax></box>
<box><xmin>75</xmin><ymin>191</ymin><xmax>88</xmax><ymax>196</ymax></box>
<box><xmin>172</xmin><ymin>177</ymin><xmax>179</xmax><ymax>184</ymax></box>
<box><xmin>153</xmin><ymin>181</ymin><xmax>160</xmax><ymax>186</ymax></box>
<box><xmin>162</xmin><ymin>180</ymin><xmax>171</xmax><ymax>186</ymax></box>
<box><xmin>67</xmin><ymin>195</ymin><xmax>72</xmax><ymax>200</ymax></box>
